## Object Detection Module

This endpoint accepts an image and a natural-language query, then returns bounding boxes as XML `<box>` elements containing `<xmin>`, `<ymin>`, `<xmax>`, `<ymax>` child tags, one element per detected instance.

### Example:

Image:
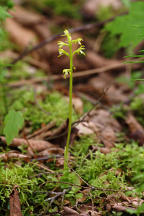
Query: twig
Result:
<box><xmin>45</xmin><ymin>189</ymin><xmax>67</xmax><ymax>204</ymax></box>
<box><xmin>72</xmin><ymin>84</ymin><xmax>112</xmax><ymax>127</ymax></box>
<box><xmin>45</xmin><ymin>120</ymin><xmax>68</xmax><ymax>140</ymax></box>
<box><xmin>44</xmin><ymin>180</ymin><xmax>131</xmax><ymax>192</ymax></box>
<box><xmin>9</xmin><ymin>62</ymin><xmax>124</xmax><ymax>88</ymax></box>
<box><xmin>27</xmin><ymin>121</ymin><xmax>56</xmax><ymax>139</ymax></box>
<box><xmin>76</xmin><ymin>91</ymin><xmax>97</xmax><ymax>105</ymax></box>
<box><xmin>31</xmin><ymin>161</ymin><xmax>54</xmax><ymax>173</ymax></box>
<box><xmin>0</xmin><ymin>152</ymin><xmax>30</xmax><ymax>160</ymax></box>
<box><xmin>47</xmin><ymin>84</ymin><xmax>111</xmax><ymax>140</ymax></box>
<box><xmin>10</xmin><ymin>11</ymin><xmax>127</xmax><ymax>65</ymax></box>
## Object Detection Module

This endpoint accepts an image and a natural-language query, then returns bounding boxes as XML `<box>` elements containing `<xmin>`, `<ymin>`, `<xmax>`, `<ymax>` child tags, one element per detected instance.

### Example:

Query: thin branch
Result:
<box><xmin>45</xmin><ymin>189</ymin><xmax>67</xmax><ymax>204</ymax></box>
<box><xmin>44</xmin><ymin>180</ymin><xmax>132</xmax><ymax>192</ymax></box>
<box><xmin>10</xmin><ymin>11</ymin><xmax>128</xmax><ymax>65</ymax></box>
<box><xmin>9</xmin><ymin>62</ymin><xmax>124</xmax><ymax>88</ymax></box>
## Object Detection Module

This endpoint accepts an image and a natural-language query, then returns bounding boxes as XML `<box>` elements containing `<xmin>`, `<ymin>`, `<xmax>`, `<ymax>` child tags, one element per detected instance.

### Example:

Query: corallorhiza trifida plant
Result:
<box><xmin>58</xmin><ymin>30</ymin><xmax>85</xmax><ymax>171</ymax></box>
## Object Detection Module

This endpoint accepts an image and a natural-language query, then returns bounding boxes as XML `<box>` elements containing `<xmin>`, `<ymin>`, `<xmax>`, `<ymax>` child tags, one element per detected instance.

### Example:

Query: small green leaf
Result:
<box><xmin>105</xmin><ymin>1</ymin><xmax>144</xmax><ymax>49</ymax></box>
<box><xmin>76</xmin><ymin>193</ymin><xmax>83</xmax><ymax>200</ymax></box>
<box><xmin>4</xmin><ymin>110</ymin><xmax>24</xmax><ymax>145</ymax></box>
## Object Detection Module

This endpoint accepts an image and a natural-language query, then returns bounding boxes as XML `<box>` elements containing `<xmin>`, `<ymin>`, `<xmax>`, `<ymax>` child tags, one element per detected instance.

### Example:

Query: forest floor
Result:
<box><xmin>1</xmin><ymin>1</ymin><xmax>144</xmax><ymax>215</ymax></box>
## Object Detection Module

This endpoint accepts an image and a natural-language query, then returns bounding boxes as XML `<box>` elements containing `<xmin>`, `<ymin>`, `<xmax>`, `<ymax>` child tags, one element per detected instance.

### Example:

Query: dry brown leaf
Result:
<box><xmin>0</xmin><ymin>50</ymin><xmax>18</xmax><ymax>60</ymax></box>
<box><xmin>83</xmin><ymin>0</ymin><xmax>122</xmax><ymax>18</ymax></box>
<box><xmin>10</xmin><ymin>5</ymin><xmax>45</xmax><ymax>26</ymax></box>
<box><xmin>38</xmin><ymin>147</ymin><xmax>64</xmax><ymax>157</ymax></box>
<box><xmin>27</xmin><ymin>121</ymin><xmax>56</xmax><ymax>139</ymax></box>
<box><xmin>65</xmin><ymin>97</ymin><xmax>83</xmax><ymax>115</ymax></box>
<box><xmin>10</xmin><ymin>186</ymin><xmax>22</xmax><ymax>216</ymax></box>
<box><xmin>34</xmin><ymin>23</ymin><xmax>51</xmax><ymax>39</ymax></box>
<box><xmin>0</xmin><ymin>151</ymin><xmax>29</xmax><ymax>160</ymax></box>
<box><xmin>63</xmin><ymin>207</ymin><xmax>79</xmax><ymax>216</ymax></box>
<box><xmin>126</xmin><ymin>113</ymin><xmax>144</xmax><ymax>145</ymax></box>
<box><xmin>101</xmin><ymin>127</ymin><xmax>116</xmax><ymax>148</ymax></box>
<box><xmin>76</xmin><ymin>122</ymin><xmax>94</xmax><ymax>135</ymax></box>
<box><xmin>86</xmin><ymin>51</ymin><xmax>121</xmax><ymax>68</ymax></box>
<box><xmin>76</xmin><ymin>109</ymin><xmax>121</xmax><ymax>148</ymax></box>
<box><xmin>99</xmin><ymin>147</ymin><xmax>111</xmax><ymax>154</ymax></box>
<box><xmin>5</xmin><ymin>18</ymin><xmax>37</xmax><ymax>50</ymax></box>
<box><xmin>80</xmin><ymin>211</ymin><xmax>101</xmax><ymax>216</ymax></box>
<box><xmin>106</xmin><ymin>193</ymin><xmax>144</xmax><ymax>213</ymax></box>
<box><xmin>88</xmin><ymin>75</ymin><xmax>127</xmax><ymax>104</ymax></box>
<box><xmin>112</xmin><ymin>203</ymin><xmax>132</xmax><ymax>212</ymax></box>
<box><xmin>0</xmin><ymin>136</ymin><xmax>54</xmax><ymax>152</ymax></box>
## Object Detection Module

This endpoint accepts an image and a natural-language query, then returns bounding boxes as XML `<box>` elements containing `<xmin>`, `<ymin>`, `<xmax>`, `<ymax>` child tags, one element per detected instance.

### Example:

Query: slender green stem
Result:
<box><xmin>64</xmin><ymin>42</ymin><xmax>73</xmax><ymax>170</ymax></box>
<box><xmin>58</xmin><ymin>30</ymin><xmax>85</xmax><ymax>171</ymax></box>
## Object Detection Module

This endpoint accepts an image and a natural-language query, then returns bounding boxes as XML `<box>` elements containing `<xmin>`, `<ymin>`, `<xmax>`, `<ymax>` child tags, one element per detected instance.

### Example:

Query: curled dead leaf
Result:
<box><xmin>126</xmin><ymin>113</ymin><xmax>144</xmax><ymax>145</ymax></box>
<box><xmin>10</xmin><ymin>186</ymin><xmax>22</xmax><ymax>216</ymax></box>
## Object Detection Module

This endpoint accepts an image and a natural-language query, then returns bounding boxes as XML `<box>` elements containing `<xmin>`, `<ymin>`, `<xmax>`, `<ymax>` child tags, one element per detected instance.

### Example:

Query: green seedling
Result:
<box><xmin>58</xmin><ymin>29</ymin><xmax>85</xmax><ymax>170</ymax></box>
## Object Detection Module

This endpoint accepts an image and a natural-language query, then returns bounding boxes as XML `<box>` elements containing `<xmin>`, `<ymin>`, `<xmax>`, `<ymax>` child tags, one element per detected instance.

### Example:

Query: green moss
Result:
<box><xmin>0</xmin><ymin>163</ymin><xmax>37</xmax><ymax>215</ymax></box>
<box><xmin>82</xmin><ymin>99</ymin><xmax>93</xmax><ymax>113</ymax></box>
<box><xmin>71</xmin><ymin>135</ymin><xmax>96</xmax><ymax>157</ymax></box>
<box><xmin>0</xmin><ymin>162</ymin><xmax>59</xmax><ymax>215</ymax></box>
<box><xmin>1</xmin><ymin>138</ymin><xmax>144</xmax><ymax>214</ymax></box>
<box><xmin>130</xmin><ymin>97</ymin><xmax>144</xmax><ymax>126</ymax></box>
<box><xmin>75</xmin><ymin>150</ymin><xmax>126</xmax><ymax>196</ymax></box>
<box><xmin>116</xmin><ymin>71</ymin><xmax>142</xmax><ymax>89</ymax></box>
<box><xmin>10</xmin><ymin>90</ymin><xmax>78</xmax><ymax>131</ymax></box>
<box><xmin>8</xmin><ymin>61</ymin><xmax>45</xmax><ymax>82</ymax></box>
<box><xmin>111</xmin><ymin>104</ymin><xmax>128</xmax><ymax>121</ymax></box>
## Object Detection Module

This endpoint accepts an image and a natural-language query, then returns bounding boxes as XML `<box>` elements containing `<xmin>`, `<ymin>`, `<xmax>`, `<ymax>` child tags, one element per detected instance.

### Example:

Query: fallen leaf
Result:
<box><xmin>10</xmin><ymin>5</ymin><xmax>45</xmax><ymax>26</ymax></box>
<box><xmin>126</xmin><ymin>113</ymin><xmax>144</xmax><ymax>145</ymax></box>
<box><xmin>38</xmin><ymin>147</ymin><xmax>64</xmax><ymax>157</ymax></box>
<box><xmin>10</xmin><ymin>186</ymin><xmax>22</xmax><ymax>216</ymax></box>
<box><xmin>63</xmin><ymin>207</ymin><xmax>79</xmax><ymax>216</ymax></box>
<box><xmin>75</xmin><ymin>122</ymin><xmax>94</xmax><ymax>135</ymax></box>
<box><xmin>86</xmin><ymin>51</ymin><xmax>121</xmax><ymax>68</ymax></box>
<box><xmin>65</xmin><ymin>97</ymin><xmax>83</xmax><ymax>115</ymax></box>
<box><xmin>75</xmin><ymin>109</ymin><xmax>121</xmax><ymax>148</ymax></box>
<box><xmin>88</xmin><ymin>75</ymin><xmax>127</xmax><ymax>104</ymax></box>
<box><xmin>5</xmin><ymin>18</ymin><xmax>37</xmax><ymax>50</ymax></box>
<box><xmin>0</xmin><ymin>151</ymin><xmax>29</xmax><ymax>161</ymax></box>
<box><xmin>0</xmin><ymin>136</ymin><xmax>54</xmax><ymax>152</ymax></box>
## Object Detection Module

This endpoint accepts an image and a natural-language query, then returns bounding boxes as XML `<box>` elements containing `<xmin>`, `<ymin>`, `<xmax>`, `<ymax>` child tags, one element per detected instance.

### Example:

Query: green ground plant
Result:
<box><xmin>105</xmin><ymin>1</ymin><xmax>144</xmax><ymax>50</ymax></box>
<box><xmin>9</xmin><ymin>89</ymin><xmax>78</xmax><ymax>130</ymax></box>
<box><xmin>102</xmin><ymin>1</ymin><xmax>144</xmax><ymax>58</ymax></box>
<box><xmin>1</xmin><ymin>135</ymin><xmax>144</xmax><ymax>215</ymax></box>
<box><xmin>0</xmin><ymin>2</ymin><xmax>24</xmax><ymax>145</ymax></box>
<box><xmin>58</xmin><ymin>29</ymin><xmax>85</xmax><ymax>170</ymax></box>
